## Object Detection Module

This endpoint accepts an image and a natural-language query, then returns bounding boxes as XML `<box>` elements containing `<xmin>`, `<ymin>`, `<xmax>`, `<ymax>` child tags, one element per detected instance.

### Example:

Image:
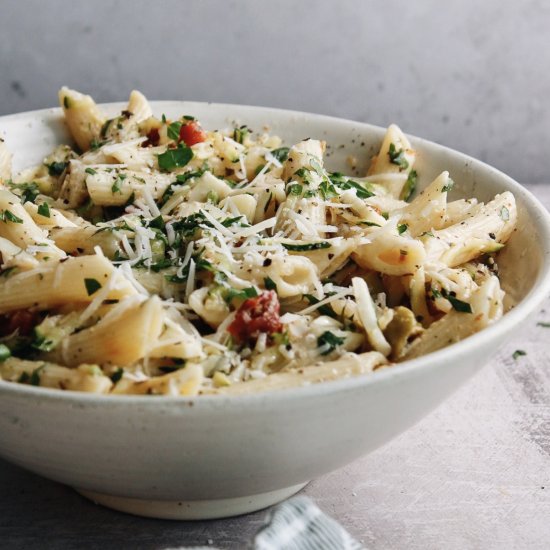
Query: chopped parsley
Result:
<box><xmin>440</xmin><ymin>288</ymin><xmax>472</xmax><ymax>313</ymax></box>
<box><xmin>89</xmin><ymin>138</ymin><xmax>105</xmax><ymax>151</ymax></box>
<box><xmin>537</xmin><ymin>322</ymin><xmax>550</xmax><ymax>328</ymax></box>
<box><xmin>31</xmin><ymin>334</ymin><xmax>56</xmax><ymax>352</ymax></box>
<box><xmin>512</xmin><ymin>349</ymin><xmax>526</xmax><ymax>360</ymax></box>
<box><xmin>397</xmin><ymin>223</ymin><xmax>408</xmax><ymax>235</ymax></box>
<box><xmin>223</xmin><ymin>286</ymin><xmax>258</xmax><ymax>304</ymax></box>
<box><xmin>167</xmin><ymin>121</ymin><xmax>182</xmax><ymax>141</ymax></box>
<box><xmin>29</xmin><ymin>365</ymin><xmax>44</xmax><ymax>386</ymax></box>
<box><xmin>287</xmin><ymin>183</ymin><xmax>303</xmax><ymax>196</ymax></box>
<box><xmin>270</xmin><ymin>147</ymin><xmax>290</xmax><ymax>163</ymax></box>
<box><xmin>46</xmin><ymin>161</ymin><xmax>68</xmax><ymax>176</ymax></box>
<box><xmin>388</xmin><ymin>143</ymin><xmax>409</xmax><ymax>170</ymax></box>
<box><xmin>401</xmin><ymin>169</ymin><xmax>417</xmax><ymax>201</ymax></box>
<box><xmin>264</xmin><ymin>277</ymin><xmax>277</xmax><ymax>291</ymax></box>
<box><xmin>176</xmin><ymin>168</ymin><xmax>207</xmax><ymax>184</ymax></box>
<box><xmin>37</xmin><ymin>203</ymin><xmax>50</xmax><ymax>218</ymax></box>
<box><xmin>329</xmin><ymin>172</ymin><xmax>374</xmax><ymax>199</ymax></box>
<box><xmin>441</xmin><ymin>178</ymin><xmax>455</xmax><ymax>193</ymax></box>
<box><xmin>84</xmin><ymin>278</ymin><xmax>102</xmax><ymax>296</ymax></box>
<box><xmin>85</xmin><ymin>167</ymin><xmax>97</xmax><ymax>175</ymax></box>
<box><xmin>0</xmin><ymin>210</ymin><xmax>23</xmax><ymax>224</ymax></box>
<box><xmin>282</xmin><ymin>241</ymin><xmax>331</xmax><ymax>252</ymax></box>
<box><xmin>100</xmin><ymin>118</ymin><xmax>114</xmax><ymax>139</ymax></box>
<box><xmin>111</xmin><ymin>173</ymin><xmax>126</xmax><ymax>194</ymax></box>
<box><xmin>149</xmin><ymin>215</ymin><xmax>165</xmax><ymax>231</ymax></box>
<box><xmin>63</xmin><ymin>96</ymin><xmax>71</xmax><ymax>109</ymax></box>
<box><xmin>360</xmin><ymin>221</ymin><xmax>382</xmax><ymax>227</ymax></box>
<box><xmin>319</xmin><ymin>180</ymin><xmax>338</xmax><ymax>200</ymax></box>
<box><xmin>157</xmin><ymin>144</ymin><xmax>193</xmax><ymax>171</ymax></box>
<box><xmin>317</xmin><ymin>331</ymin><xmax>345</xmax><ymax>355</ymax></box>
<box><xmin>9</xmin><ymin>182</ymin><xmax>39</xmax><ymax>204</ymax></box>
<box><xmin>304</xmin><ymin>294</ymin><xmax>336</xmax><ymax>318</ymax></box>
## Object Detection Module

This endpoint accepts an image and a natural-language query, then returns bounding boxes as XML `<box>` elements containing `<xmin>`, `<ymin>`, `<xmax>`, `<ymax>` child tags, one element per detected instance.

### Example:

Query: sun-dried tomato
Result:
<box><xmin>0</xmin><ymin>310</ymin><xmax>40</xmax><ymax>336</ymax></box>
<box><xmin>228</xmin><ymin>290</ymin><xmax>283</xmax><ymax>344</ymax></box>
<box><xmin>142</xmin><ymin>128</ymin><xmax>160</xmax><ymax>147</ymax></box>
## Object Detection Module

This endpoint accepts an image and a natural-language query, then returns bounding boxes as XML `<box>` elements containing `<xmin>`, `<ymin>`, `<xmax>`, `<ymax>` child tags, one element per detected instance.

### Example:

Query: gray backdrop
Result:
<box><xmin>0</xmin><ymin>0</ymin><xmax>548</xmax><ymax>182</ymax></box>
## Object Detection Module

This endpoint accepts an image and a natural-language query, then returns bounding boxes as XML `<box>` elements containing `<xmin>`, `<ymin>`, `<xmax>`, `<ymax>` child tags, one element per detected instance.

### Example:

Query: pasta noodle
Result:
<box><xmin>0</xmin><ymin>88</ymin><xmax>517</xmax><ymax>396</ymax></box>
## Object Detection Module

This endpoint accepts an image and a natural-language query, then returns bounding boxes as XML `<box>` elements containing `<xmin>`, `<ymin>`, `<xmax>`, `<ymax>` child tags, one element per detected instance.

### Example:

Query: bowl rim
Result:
<box><xmin>1</xmin><ymin>101</ymin><xmax>549</xmax><ymax>406</ymax></box>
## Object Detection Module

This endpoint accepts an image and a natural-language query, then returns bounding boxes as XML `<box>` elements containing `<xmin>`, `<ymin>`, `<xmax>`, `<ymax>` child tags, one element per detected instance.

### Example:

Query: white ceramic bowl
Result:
<box><xmin>0</xmin><ymin>103</ymin><xmax>549</xmax><ymax>520</ymax></box>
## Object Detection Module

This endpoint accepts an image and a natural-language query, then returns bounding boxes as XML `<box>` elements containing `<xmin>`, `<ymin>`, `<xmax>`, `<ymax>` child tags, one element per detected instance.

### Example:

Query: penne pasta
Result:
<box><xmin>0</xmin><ymin>88</ymin><xmax>517</xmax><ymax>396</ymax></box>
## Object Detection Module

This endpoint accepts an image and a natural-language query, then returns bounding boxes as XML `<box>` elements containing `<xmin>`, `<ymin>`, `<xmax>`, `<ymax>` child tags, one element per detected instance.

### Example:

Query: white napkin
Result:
<box><xmin>166</xmin><ymin>496</ymin><xmax>364</xmax><ymax>550</ymax></box>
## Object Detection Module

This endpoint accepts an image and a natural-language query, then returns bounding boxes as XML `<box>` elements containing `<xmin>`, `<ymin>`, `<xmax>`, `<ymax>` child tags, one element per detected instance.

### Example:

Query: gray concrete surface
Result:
<box><xmin>0</xmin><ymin>1</ymin><xmax>548</xmax><ymax>180</ymax></box>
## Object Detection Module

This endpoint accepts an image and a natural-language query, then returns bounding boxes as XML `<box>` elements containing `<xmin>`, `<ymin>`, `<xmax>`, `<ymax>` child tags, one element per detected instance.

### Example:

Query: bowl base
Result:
<box><xmin>75</xmin><ymin>482</ymin><xmax>308</xmax><ymax>520</ymax></box>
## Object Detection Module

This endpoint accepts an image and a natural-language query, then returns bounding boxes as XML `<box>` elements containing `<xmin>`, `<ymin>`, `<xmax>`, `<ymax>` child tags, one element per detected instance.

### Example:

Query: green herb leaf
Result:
<box><xmin>47</xmin><ymin>161</ymin><xmax>68</xmax><ymax>176</ymax></box>
<box><xmin>89</xmin><ymin>138</ymin><xmax>104</xmax><ymax>151</ymax></box>
<box><xmin>84</xmin><ymin>278</ymin><xmax>102</xmax><ymax>296</ymax></box>
<box><xmin>388</xmin><ymin>143</ymin><xmax>409</xmax><ymax>170</ymax></box>
<box><xmin>401</xmin><ymin>169</ymin><xmax>418</xmax><ymax>201</ymax></box>
<box><xmin>149</xmin><ymin>215</ymin><xmax>165</xmax><ymax>231</ymax></box>
<box><xmin>0</xmin><ymin>210</ymin><xmax>24</xmax><ymax>224</ymax></box>
<box><xmin>111</xmin><ymin>173</ymin><xmax>126</xmax><ymax>194</ymax></box>
<box><xmin>9</xmin><ymin>182</ymin><xmax>40</xmax><ymax>204</ymax></box>
<box><xmin>264</xmin><ymin>277</ymin><xmax>277</xmax><ymax>291</ymax></box>
<box><xmin>167</xmin><ymin>121</ymin><xmax>183</xmax><ymax>141</ymax></box>
<box><xmin>359</xmin><ymin>221</ymin><xmax>382</xmax><ymax>227</ymax></box>
<box><xmin>37</xmin><ymin>203</ymin><xmax>50</xmax><ymax>218</ymax></box>
<box><xmin>329</xmin><ymin>172</ymin><xmax>374</xmax><ymax>199</ymax></box>
<box><xmin>512</xmin><ymin>349</ymin><xmax>526</xmax><ymax>360</ymax></box>
<box><xmin>31</xmin><ymin>334</ymin><xmax>56</xmax><ymax>352</ymax></box>
<box><xmin>63</xmin><ymin>96</ymin><xmax>71</xmax><ymax>109</ymax></box>
<box><xmin>317</xmin><ymin>331</ymin><xmax>345</xmax><ymax>355</ymax></box>
<box><xmin>224</xmin><ymin>286</ymin><xmax>259</xmax><ymax>304</ymax></box>
<box><xmin>440</xmin><ymin>289</ymin><xmax>472</xmax><ymax>313</ymax></box>
<box><xmin>287</xmin><ymin>183</ymin><xmax>303</xmax><ymax>196</ymax></box>
<box><xmin>537</xmin><ymin>322</ymin><xmax>550</xmax><ymax>328</ymax></box>
<box><xmin>29</xmin><ymin>365</ymin><xmax>44</xmax><ymax>386</ymax></box>
<box><xmin>85</xmin><ymin>167</ymin><xmax>97</xmax><ymax>175</ymax></box>
<box><xmin>304</xmin><ymin>294</ymin><xmax>336</xmax><ymax>318</ymax></box>
<box><xmin>398</xmin><ymin>223</ymin><xmax>408</xmax><ymax>235</ymax></box>
<box><xmin>157</xmin><ymin>145</ymin><xmax>193</xmax><ymax>171</ymax></box>
<box><xmin>319</xmin><ymin>180</ymin><xmax>338</xmax><ymax>200</ymax></box>
<box><xmin>270</xmin><ymin>147</ymin><xmax>290</xmax><ymax>163</ymax></box>
<box><xmin>282</xmin><ymin>241</ymin><xmax>331</xmax><ymax>252</ymax></box>
<box><xmin>441</xmin><ymin>178</ymin><xmax>455</xmax><ymax>193</ymax></box>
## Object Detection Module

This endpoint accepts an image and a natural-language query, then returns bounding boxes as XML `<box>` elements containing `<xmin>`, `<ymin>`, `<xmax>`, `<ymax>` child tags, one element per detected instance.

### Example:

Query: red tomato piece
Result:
<box><xmin>0</xmin><ymin>310</ymin><xmax>40</xmax><ymax>336</ymax></box>
<box><xmin>179</xmin><ymin>121</ymin><xmax>207</xmax><ymax>146</ymax></box>
<box><xmin>143</xmin><ymin>128</ymin><xmax>160</xmax><ymax>147</ymax></box>
<box><xmin>228</xmin><ymin>290</ymin><xmax>283</xmax><ymax>344</ymax></box>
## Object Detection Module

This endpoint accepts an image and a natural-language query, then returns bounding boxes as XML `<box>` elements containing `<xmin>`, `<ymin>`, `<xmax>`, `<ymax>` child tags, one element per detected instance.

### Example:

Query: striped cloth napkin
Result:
<box><xmin>253</xmin><ymin>496</ymin><xmax>364</xmax><ymax>550</ymax></box>
<box><xmin>169</xmin><ymin>496</ymin><xmax>364</xmax><ymax>550</ymax></box>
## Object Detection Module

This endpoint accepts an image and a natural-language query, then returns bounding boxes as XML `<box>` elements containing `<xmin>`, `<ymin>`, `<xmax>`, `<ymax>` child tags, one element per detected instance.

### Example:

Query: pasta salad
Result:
<box><xmin>0</xmin><ymin>89</ymin><xmax>516</xmax><ymax>395</ymax></box>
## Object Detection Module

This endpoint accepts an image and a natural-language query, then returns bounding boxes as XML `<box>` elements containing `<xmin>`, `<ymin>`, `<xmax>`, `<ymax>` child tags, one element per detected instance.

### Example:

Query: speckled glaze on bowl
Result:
<box><xmin>0</xmin><ymin>103</ymin><xmax>549</xmax><ymax>520</ymax></box>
